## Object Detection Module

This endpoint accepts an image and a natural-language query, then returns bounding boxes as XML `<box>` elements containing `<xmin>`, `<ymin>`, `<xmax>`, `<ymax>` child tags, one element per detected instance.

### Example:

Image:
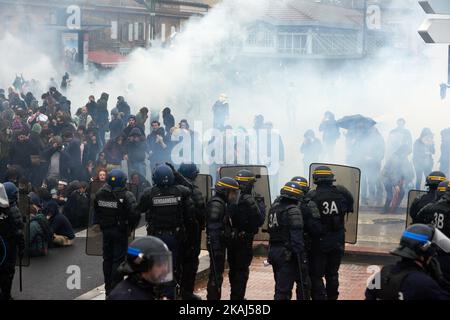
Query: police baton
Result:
<box><xmin>19</xmin><ymin>254</ymin><xmax>23</xmax><ymax>292</ymax></box>
<box><xmin>296</xmin><ymin>254</ymin><xmax>305</xmax><ymax>300</ymax></box>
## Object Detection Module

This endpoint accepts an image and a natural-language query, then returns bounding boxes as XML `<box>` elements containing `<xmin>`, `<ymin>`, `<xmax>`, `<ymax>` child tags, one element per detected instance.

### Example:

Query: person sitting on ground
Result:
<box><xmin>43</xmin><ymin>200</ymin><xmax>75</xmax><ymax>247</ymax></box>
<box><xmin>28</xmin><ymin>192</ymin><xmax>53</xmax><ymax>257</ymax></box>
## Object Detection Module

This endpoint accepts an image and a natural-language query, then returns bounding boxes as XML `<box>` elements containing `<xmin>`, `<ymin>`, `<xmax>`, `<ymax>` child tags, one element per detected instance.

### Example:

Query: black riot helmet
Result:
<box><xmin>312</xmin><ymin>166</ymin><xmax>335</xmax><ymax>185</ymax></box>
<box><xmin>391</xmin><ymin>224</ymin><xmax>437</xmax><ymax>261</ymax></box>
<box><xmin>152</xmin><ymin>164</ymin><xmax>175</xmax><ymax>187</ymax></box>
<box><xmin>426</xmin><ymin>171</ymin><xmax>446</xmax><ymax>188</ymax></box>
<box><xmin>290</xmin><ymin>176</ymin><xmax>310</xmax><ymax>193</ymax></box>
<box><xmin>280</xmin><ymin>182</ymin><xmax>304</xmax><ymax>201</ymax></box>
<box><xmin>234</xmin><ymin>169</ymin><xmax>256</xmax><ymax>193</ymax></box>
<box><xmin>215</xmin><ymin>177</ymin><xmax>241</xmax><ymax>204</ymax></box>
<box><xmin>178</xmin><ymin>163</ymin><xmax>199</xmax><ymax>181</ymax></box>
<box><xmin>120</xmin><ymin>236</ymin><xmax>173</xmax><ymax>284</ymax></box>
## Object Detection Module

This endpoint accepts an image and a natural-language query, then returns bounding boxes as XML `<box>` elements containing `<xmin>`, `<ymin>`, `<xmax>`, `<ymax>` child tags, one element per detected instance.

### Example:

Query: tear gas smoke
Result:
<box><xmin>1</xmin><ymin>0</ymin><xmax>449</xmax><ymax>194</ymax></box>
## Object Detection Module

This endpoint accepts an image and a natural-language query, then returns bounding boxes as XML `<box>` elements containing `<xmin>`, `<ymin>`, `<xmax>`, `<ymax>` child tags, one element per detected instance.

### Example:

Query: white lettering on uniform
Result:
<box><xmin>98</xmin><ymin>200</ymin><xmax>118</xmax><ymax>209</ymax></box>
<box><xmin>153</xmin><ymin>196</ymin><xmax>180</xmax><ymax>206</ymax></box>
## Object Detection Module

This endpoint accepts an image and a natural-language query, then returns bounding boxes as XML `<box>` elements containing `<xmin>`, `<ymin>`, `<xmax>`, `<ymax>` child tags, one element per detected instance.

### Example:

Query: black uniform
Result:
<box><xmin>307</xmin><ymin>184</ymin><xmax>354</xmax><ymax>300</ymax></box>
<box><xmin>94</xmin><ymin>185</ymin><xmax>138</xmax><ymax>296</ymax></box>
<box><xmin>366</xmin><ymin>259</ymin><xmax>450</xmax><ymax>300</ymax></box>
<box><xmin>226</xmin><ymin>191</ymin><xmax>264</xmax><ymax>300</ymax></box>
<box><xmin>268</xmin><ymin>198</ymin><xmax>305</xmax><ymax>300</ymax></box>
<box><xmin>415</xmin><ymin>194</ymin><xmax>450</xmax><ymax>282</ymax></box>
<box><xmin>138</xmin><ymin>184</ymin><xmax>194</xmax><ymax>298</ymax></box>
<box><xmin>271</xmin><ymin>195</ymin><xmax>322</xmax><ymax>300</ymax></box>
<box><xmin>0</xmin><ymin>205</ymin><xmax>24</xmax><ymax>300</ymax></box>
<box><xmin>180</xmin><ymin>181</ymin><xmax>206</xmax><ymax>299</ymax></box>
<box><xmin>107</xmin><ymin>274</ymin><xmax>159</xmax><ymax>300</ymax></box>
<box><xmin>410</xmin><ymin>190</ymin><xmax>437</xmax><ymax>224</ymax></box>
<box><xmin>206</xmin><ymin>194</ymin><xmax>232</xmax><ymax>300</ymax></box>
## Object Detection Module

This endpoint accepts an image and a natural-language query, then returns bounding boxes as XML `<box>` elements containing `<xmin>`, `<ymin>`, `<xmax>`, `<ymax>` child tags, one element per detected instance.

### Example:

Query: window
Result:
<box><xmin>121</xmin><ymin>23</ymin><xmax>128</xmax><ymax>42</ymax></box>
<box><xmin>139</xmin><ymin>23</ymin><xmax>145</xmax><ymax>41</ymax></box>
<box><xmin>247</xmin><ymin>29</ymin><xmax>275</xmax><ymax>48</ymax></box>
<box><xmin>277</xmin><ymin>33</ymin><xmax>307</xmax><ymax>54</ymax></box>
<box><xmin>111</xmin><ymin>21</ymin><xmax>118</xmax><ymax>40</ymax></box>
<box><xmin>128</xmin><ymin>23</ymin><xmax>134</xmax><ymax>42</ymax></box>
<box><xmin>134</xmin><ymin>22</ymin><xmax>139</xmax><ymax>40</ymax></box>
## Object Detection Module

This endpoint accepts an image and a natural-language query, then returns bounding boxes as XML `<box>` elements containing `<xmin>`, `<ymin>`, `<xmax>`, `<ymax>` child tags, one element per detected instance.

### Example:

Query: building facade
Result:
<box><xmin>0</xmin><ymin>0</ymin><xmax>210</xmax><ymax>69</ymax></box>
<box><xmin>209</xmin><ymin>0</ymin><xmax>417</xmax><ymax>60</ymax></box>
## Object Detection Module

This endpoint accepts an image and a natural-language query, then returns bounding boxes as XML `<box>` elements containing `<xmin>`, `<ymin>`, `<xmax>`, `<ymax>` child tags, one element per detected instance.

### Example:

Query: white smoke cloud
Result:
<box><xmin>0</xmin><ymin>33</ymin><xmax>57</xmax><ymax>90</ymax></box>
<box><xmin>1</xmin><ymin>0</ymin><xmax>450</xmax><ymax>190</ymax></box>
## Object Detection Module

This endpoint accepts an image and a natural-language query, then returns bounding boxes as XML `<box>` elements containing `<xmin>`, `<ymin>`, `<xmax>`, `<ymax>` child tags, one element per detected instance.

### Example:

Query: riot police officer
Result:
<box><xmin>415</xmin><ymin>181</ymin><xmax>450</xmax><ymax>282</ymax></box>
<box><xmin>290</xmin><ymin>176</ymin><xmax>322</xmax><ymax>241</ymax></box>
<box><xmin>93</xmin><ymin>169</ymin><xmax>139</xmax><ymax>296</ymax></box>
<box><xmin>410</xmin><ymin>171</ymin><xmax>446</xmax><ymax>224</ymax></box>
<box><xmin>108</xmin><ymin>236</ymin><xmax>173</xmax><ymax>300</ymax></box>
<box><xmin>366</xmin><ymin>224</ymin><xmax>450</xmax><ymax>300</ymax></box>
<box><xmin>270</xmin><ymin>176</ymin><xmax>320</xmax><ymax>300</ymax></box>
<box><xmin>206</xmin><ymin>177</ymin><xmax>241</xmax><ymax>300</ymax></box>
<box><xmin>307</xmin><ymin>166</ymin><xmax>354</xmax><ymax>300</ymax></box>
<box><xmin>178</xmin><ymin>163</ymin><xmax>206</xmax><ymax>300</ymax></box>
<box><xmin>0</xmin><ymin>182</ymin><xmax>24</xmax><ymax>300</ymax></box>
<box><xmin>224</xmin><ymin>169</ymin><xmax>265</xmax><ymax>300</ymax></box>
<box><xmin>291</xmin><ymin>176</ymin><xmax>322</xmax><ymax>299</ymax></box>
<box><xmin>138</xmin><ymin>164</ymin><xmax>194</xmax><ymax>299</ymax></box>
<box><xmin>267</xmin><ymin>182</ymin><xmax>307</xmax><ymax>300</ymax></box>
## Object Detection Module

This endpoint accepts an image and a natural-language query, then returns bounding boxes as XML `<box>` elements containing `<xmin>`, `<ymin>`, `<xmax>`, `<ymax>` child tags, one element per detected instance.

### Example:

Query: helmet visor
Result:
<box><xmin>148</xmin><ymin>252</ymin><xmax>173</xmax><ymax>284</ymax></box>
<box><xmin>432</xmin><ymin>228</ymin><xmax>450</xmax><ymax>253</ymax></box>
<box><xmin>228</xmin><ymin>189</ymin><xmax>241</xmax><ymax>205</ymax></box>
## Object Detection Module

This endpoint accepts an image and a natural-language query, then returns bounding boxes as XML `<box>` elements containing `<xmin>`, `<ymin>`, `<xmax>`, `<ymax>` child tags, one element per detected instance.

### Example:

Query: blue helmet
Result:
<box><xmin>4</xmin><ymin>182</ymin><xmax>18</xmax><ymax>203</ymax></box>
<box><xmin>153</xmin><ymin>165</ymin><xmax>175</xmax><ymax>187</ymax></box>
<box><xmin>178</xmin><ymin>163</ymin><xmax>199</xmax><ymax>180</ymax></box>
<box><xmin>107</xmin><ymin>169</ymin><xmax>127</xmax><ymax>190</ymax></box>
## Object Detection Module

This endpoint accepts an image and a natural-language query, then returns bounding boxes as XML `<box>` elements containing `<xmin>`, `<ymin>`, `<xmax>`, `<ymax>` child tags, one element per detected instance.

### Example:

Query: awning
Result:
<box><xmin>88</xmin><ymin>50</ymin><xmax>126</xmax><ymax>68</ymax></box>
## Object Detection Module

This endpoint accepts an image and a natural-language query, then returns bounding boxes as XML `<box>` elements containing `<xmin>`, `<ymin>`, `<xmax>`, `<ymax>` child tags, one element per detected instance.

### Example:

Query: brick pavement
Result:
<box><xmin>195</xmin><ymin>257</ymin><xmax>376</xmax><ymax>300</ymax></box>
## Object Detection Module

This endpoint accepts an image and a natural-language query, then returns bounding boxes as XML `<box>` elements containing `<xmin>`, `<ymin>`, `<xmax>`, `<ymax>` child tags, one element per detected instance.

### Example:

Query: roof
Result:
<box><xmin>260</xmin><ymin>0</ymin><xmax>364</xmax><ymax>29</ymax></box>
<box><xmin>88</xmin><ymin>50</ymin><xmax>126</xmax><ymax>68</ymax></box>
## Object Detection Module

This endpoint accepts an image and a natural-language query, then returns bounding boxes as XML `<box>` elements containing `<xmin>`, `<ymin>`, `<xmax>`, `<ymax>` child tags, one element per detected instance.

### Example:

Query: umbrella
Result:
<box><xmin>337</xmin><ymin>114</ymin><xmax>377</xmax><ymax>130</ymax></box>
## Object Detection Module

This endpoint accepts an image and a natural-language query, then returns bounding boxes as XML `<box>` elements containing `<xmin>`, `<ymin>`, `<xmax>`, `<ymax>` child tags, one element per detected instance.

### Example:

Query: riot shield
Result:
<box><xmin>309</xmin><ymin>163</ymin><xmax>361</xmax><ymax>244</ymax></box>
<box><xmin>406</xmin><ymin>190</ymin><xmax>427</xmax><ymax>228</ymax></box>
<box><xmin>85</xmin><ymin>181</ymin><xmax>106</xmax><ymax>256</ymax></box>
<box><xmin>17</xmin><ymin>191</ymin><xmax>30</xmax><ymax>267</ymax></box>
<box><xmin>220</xmin><ymin>166</ymin><xmax>272</xmax><ymax>241</ymax></box>
<box><xmin>194</xmin><ymin>174</ymin><xmax>213</xmax><ymax>203</ymax></box>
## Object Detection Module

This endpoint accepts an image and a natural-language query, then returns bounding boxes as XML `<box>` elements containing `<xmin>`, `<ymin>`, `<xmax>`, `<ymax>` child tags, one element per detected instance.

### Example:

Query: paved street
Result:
<box><xmin>195</xmin><ymin>257</ymin><xmax>376</xmax><ymax>300</ymax></box>
<box><xmin>11</xmin><ymin>237</ymin><xmax>104</xmax><ymax>300</ymax></box>
<box><xmin>8</xmin><ymin>209</ymin><xmax>400</xmax><ymax>300</ymax></box>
